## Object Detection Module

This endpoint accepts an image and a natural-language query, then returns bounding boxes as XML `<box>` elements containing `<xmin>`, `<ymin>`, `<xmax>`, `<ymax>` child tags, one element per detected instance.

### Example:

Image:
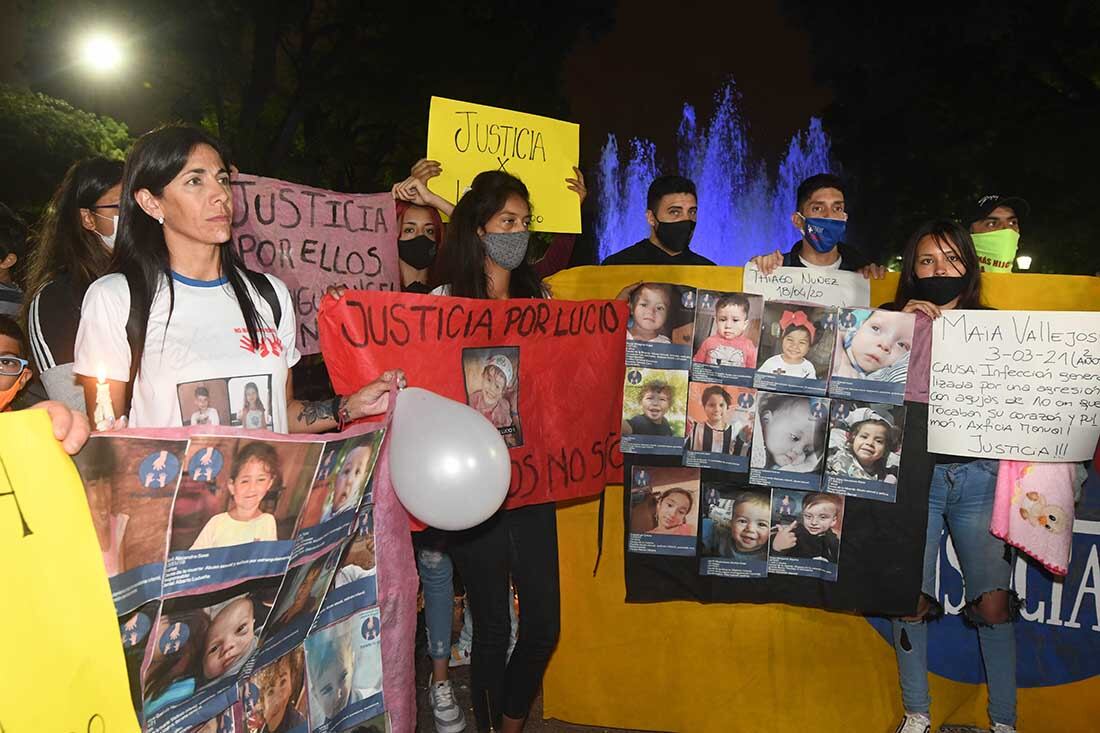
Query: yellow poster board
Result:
<box><xmin>542</xmin><ymin>265</ymin><xmax>1100</xmax><ymax>733</ymax></box>
<box><xmin>426</xmin><ymin>96</ymin><xmax>581</xmax><ymax>233</ymax></box>
<box><xmin>0</xmin><ymin>410</ymin><xmax>139</xmax><ymax>733</ymax></box>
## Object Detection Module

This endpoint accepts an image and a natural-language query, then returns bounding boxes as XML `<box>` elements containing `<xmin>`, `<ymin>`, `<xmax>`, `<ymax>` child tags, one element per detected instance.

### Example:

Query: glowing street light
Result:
<box><xmin>77</xmin><ymin>32</ymin><xmax>124</xmax><ymax>74</ymax></box>
<box><xmin>1016</xmin><ymin>254</ymin><xmax>1033</xmax><ymax>271</ymax></box>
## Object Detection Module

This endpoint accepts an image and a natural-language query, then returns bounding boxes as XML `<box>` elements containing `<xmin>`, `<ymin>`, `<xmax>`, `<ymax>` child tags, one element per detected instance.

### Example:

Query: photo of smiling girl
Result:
<box><xmin>825</xmin><ymin>400</ymin><xmax>907</xmax><ymax>502</ymax></box>
<box><xmin>754</xmin><ymin>301</ymin><xmax>836</xmax><ymax>396</ymax></box>
<box><xmin>627</xmin><ymin>465</ymin><xmax>701</xmax><ymax>557</ymax></box>
<box><xmin>191</xmin><ymin>442</ymin><xmax>282</xmax><ymax>550</ymax></box>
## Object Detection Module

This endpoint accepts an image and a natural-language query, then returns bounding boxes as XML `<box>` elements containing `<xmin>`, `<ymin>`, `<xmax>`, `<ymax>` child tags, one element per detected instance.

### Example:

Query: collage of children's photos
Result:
<box><xmin>74</xmin><ymin>425</ymin><xmax>390</xmax><ymax>733</ymax></box>
<box><xmin>621</xmin><ymin>286</ymin><xmax>915</xmax><ymax>584</ymax></box>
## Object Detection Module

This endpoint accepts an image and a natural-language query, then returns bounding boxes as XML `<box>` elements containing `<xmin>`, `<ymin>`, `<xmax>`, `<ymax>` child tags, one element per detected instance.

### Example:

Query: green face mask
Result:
<box><xmin>972</xmin><ymin>228</ymin><xmax>1020</xmax><ymax>273</ymax></box>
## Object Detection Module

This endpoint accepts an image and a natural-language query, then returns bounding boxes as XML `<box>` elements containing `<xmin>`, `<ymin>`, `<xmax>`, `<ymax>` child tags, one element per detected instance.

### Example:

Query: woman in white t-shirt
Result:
<box><xmin>74</xmin><ymin>126</ymin><xmax>397</xmax><ymax>432</ymax></box>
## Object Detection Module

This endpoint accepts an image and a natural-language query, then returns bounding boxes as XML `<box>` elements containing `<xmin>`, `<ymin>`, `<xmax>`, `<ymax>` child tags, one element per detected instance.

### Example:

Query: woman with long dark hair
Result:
<box><xmin>73</xmin><ymin>125</ymin><xmax>398</xmax><ymax>432</ymax></box>
<box><xmin>884</xmin><ymin>219</ymin><xmax>1016</xmax><ymax>733</ymax></box>
<box><xmin>430</xmin><ymin>171</ymin><xmax>558</xmax><ymax>733</ymax></box>
<box><xmin>23</xmin><ymin>157</ymin><xmax>124</xmax><ymax>409</ymax></box>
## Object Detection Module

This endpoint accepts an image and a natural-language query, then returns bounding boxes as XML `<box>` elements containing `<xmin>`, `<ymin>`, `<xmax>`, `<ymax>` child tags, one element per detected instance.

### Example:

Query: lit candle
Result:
<box><xmin>94</xmin><ymin>366</ymin><xmax>115</xmax><ymax>431</ymax></box>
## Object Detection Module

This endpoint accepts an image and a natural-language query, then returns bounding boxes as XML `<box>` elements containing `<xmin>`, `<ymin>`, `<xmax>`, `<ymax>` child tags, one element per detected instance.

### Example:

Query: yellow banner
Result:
<box><xmin>426</xmin><ymin>96</ymin><xmax>581</xmax><ymax>233</ymax></box>
<box><xmin>0</xmin><ymin>410</ymin><xmax>138</xmax><ymax>733</ymax></box>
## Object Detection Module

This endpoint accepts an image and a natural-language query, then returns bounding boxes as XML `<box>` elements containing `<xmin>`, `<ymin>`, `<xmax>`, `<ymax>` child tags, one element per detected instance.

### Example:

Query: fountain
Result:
<box><xmin>596</xmin><ymin>82</ymin><xmax>834</xmax><ymax>265</ymax></box>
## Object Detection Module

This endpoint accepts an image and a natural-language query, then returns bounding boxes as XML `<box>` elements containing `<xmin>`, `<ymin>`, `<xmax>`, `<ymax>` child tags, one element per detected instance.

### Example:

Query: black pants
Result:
<box><xmin>448</xmin><ymin>502</ymin><xmax>561</xmax><ymax>730</ymax></box>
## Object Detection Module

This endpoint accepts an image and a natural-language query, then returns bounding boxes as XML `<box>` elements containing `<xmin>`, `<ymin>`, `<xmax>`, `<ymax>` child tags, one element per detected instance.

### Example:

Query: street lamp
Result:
<box><xmin>1016</xmin><ymin>254</ymin><xmax>1033</xmax><ymax>271</ymax></box>
<box><xmin>77</xmin><ymin>32</ymin><xmax>124</xmax><ymax>74</ymax></box>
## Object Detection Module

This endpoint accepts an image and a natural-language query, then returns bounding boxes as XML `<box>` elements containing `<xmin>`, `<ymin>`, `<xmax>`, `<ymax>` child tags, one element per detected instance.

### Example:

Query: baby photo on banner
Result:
<box><xmin>463</xmin><ymin>346</ymin><xmax>522</xmax><ymax>447</ymax></box>
<box><xmin>828</xmin><ymin>307</ymin><xmax>915</xmax><ymax>404</ymax></box>
<box><xmin>624</xmin><ymin>282</ymin><xmax>696</xmax><ymax>366</ymax></box>
<box><xmin>627</xmin><ymin>465</ymin><xmax>701</xmax><ymax>556</ymax></box>
<box><xmin>690</xmin><ymin>290</ymin><xmax>763</xmax><ymax>387</ymax></box>
<box><xmin>304</xmin><ymin>606</ymin><xmax>385</xmax><ymax>732</ymax></box>
<box><xmin>768</xmin><ymin>489</ymin><xmax>845</xmax><ymax>582</ymax></box>
<box><xmin>74</xmin><ymin>436</ymin><xmax>188</xmax><ymax>614</ymax></box>
<box><xmin>750</xmin><ymin>392</ymin><xmax>830</xmax><ymax>490</ymax></box>
<box><xmin>620</xmin><ymin>366</ymin><xmax>689</xmax><ymax>455</ymax></box>
<box><xmin>682</xmin><ymin>382</ymin><xmax>755</xmax><ymax>472</ymax></box>
<box><xmin>241</xmin><ymin>647</ymin><xmax>309</xmax><ymax>733</ymax></box>
<box><xmin>699</xmin><ymin>484</ymin><xmax>771</xmax><ymax>579</ymax></box>
<box><xmin>754</xmin><ymin>301</ymin><xmax>837</xmax><ymax>396</ymax></box>
<box><xmin>166</xmin><ymin>437</ymin><xmax>322</xmax><ymax>596</ymax></box>
<box><xmin>825</xmin><ymin>400</ymin><xmax>907</xmax><ymax>502</ymax></box>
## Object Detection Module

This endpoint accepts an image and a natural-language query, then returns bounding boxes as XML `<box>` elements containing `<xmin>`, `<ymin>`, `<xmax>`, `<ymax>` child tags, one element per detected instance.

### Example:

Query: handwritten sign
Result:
<box><xmin>426</xmin><ymin>96</ymin><xmax>581</xmax><ymax>233</ymax></box>
<box><xmin>742</xmin><ymin>263</ymin><xmax>870</xmax><ymax>308</ymax></box>
<box><xmin>0</xmin><ymin>411</ymin><xmax>139</xmax><ymax>732</ymax></box>
<box><xmin>928</xmin><ymin>310</ymin><xmax>1100</xmax><ymax>461</ymax></box>
<box><xmin>231</xmin><ymin>174</ymin><xmax>399</xmax><ymax>354</ymax></box>
<box><xmin>319</xmin><ymin>291</ymin><xmax>627</xmax><ymax>511</ymax></box>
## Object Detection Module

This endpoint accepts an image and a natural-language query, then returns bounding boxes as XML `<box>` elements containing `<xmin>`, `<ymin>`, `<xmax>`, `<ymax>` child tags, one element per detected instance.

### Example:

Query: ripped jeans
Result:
<box><xmin>417</xmin><ymin>543</ymin><xmax>456</xmax><ymax>662</ymax></box>
<box><xmin>892</xmin><ymin>459</ymin><xmax>1017</xmax><ymax>727</ymax></box>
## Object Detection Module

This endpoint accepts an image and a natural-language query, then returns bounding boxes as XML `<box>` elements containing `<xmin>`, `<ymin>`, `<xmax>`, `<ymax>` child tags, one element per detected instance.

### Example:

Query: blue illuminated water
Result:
<box><xmin>597</xmin><ymin>82</ymin><xmax>833</xmax><ymax>265</ymax></box>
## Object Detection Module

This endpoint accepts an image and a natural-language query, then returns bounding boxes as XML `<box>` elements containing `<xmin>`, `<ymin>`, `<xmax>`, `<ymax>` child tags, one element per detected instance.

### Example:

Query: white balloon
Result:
<box><xmin>388</xmin><ymin>387</ymin><xmax>511</xmax><ymax>531</ymax></box>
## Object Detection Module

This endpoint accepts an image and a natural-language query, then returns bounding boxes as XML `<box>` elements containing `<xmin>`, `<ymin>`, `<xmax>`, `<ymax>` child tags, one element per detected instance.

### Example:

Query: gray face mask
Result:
<box><xmin>482</xmin><ymin>231</ymin><xmax>529</xmax><ymax>271</ymax></box>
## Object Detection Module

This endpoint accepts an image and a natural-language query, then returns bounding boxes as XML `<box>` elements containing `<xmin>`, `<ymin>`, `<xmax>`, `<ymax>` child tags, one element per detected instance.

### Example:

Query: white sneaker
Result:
<box><xmin>428</xmin><ymin>676</ymin><xmax>467</xmax><ymax>733</ymax></box>
<box><xmin>893</xmin><ymin>712</ymin><xmax>930</xmax><ymax>733</ymax></box>
<box><xmin>991</xmin><ymin>724</ymin><xmax>1017</xmax><ymax>733</ymax></box>
<box><xmin>448</xmin><ymin>642</ymin><xmax>471</xmax><ymax>668</ymax></box>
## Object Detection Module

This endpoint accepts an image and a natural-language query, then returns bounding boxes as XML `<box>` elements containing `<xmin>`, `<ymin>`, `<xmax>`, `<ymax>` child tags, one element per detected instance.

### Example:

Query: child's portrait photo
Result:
<box><xmin>769</xmin><ymin>490</ymin><xmax>845</xmax><ymax>579</ymax></box>
<box><xmin>691</xmin><ymin>290</ymin><xmax>763</xmax><ymax>369</ymax></box>
<box><xmin>305</xmin><ymin>609</ymin><xmax>384</xmax><ymax>731</ymax></box>
<box><xmin>332</xmin><ymin>507</ymin><xmax>377</xmax><ymax>589</ymax></box>
<box><xmin>825</xmin><ymin>400</ymin><xmax>907</xmax><ymax>502</ymax></box>
<box><xmin>628</xmin><ymin>465</ymin><xmax>701</xmax><ymax>541</ymax></box>
<box><xmin>621</xmin><ymin>368</ymin><xmax>688</xmax><ymax>437</ymax></box>
<box><xmin>829</xmin><ymin>307</ymin><xmax>915</xmax><ymax>404</ymax></box>
<box><xmin>755</xmin><ymin>302</ymin><xmax>837</xmax><ymax>395</ymax></box>
<box><xmin>171</xmin><ymin>437</ymin><xmax>322</xmax><ymax>552</ymax></box>
<box><xmin>266</xmin><ymin>546</ymin><xmax>343</xmax><ymax>640</ymax></box>
<box><xmin>244</xmin><ymin>648</ymin><xmax>308</xmax><ymax>733</ymax></box>
<box><xmin>684</xmin><ymin>383</ymin><xmax>754</xmax><ymax>457</ymax></box>
<box><xmin>750</xmin><ymin>393</ymin><xmax>830</xmax><ymax>490</ymax></box>
<box><xmin>228</xmin><ymin>375</ymin><xmax>274</xmax><ymax>430</ymax></box>
<box><xmin>177</xmin><ymin>379</ymin><xmax>232</xmax><ymax>427</ymax></box>
<box><xmin>297</xmin><ymin>431</ymin><xmax>385</xmax><ymax>532</ymax></box>
<box><xmin>700</xmin><ymin>485</ymin><xmax>772</xmax><ymax>578</ymax></box>
<box><xmin>625</xmin><ymin>282</ymin><xmax>697</xmax><ymax>347</ymax></box>
<box><xmin>462</xmin><ymin>347</ymin><xmax>522</xmax><ymax>447</ymax></box>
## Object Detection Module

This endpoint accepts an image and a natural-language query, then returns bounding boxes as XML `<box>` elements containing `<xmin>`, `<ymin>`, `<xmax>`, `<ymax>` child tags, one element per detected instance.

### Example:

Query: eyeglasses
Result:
<box><xmin>0</xmin><ymin>355</ymin><xmax>29</xmax><ymax>376</ymax></box>
<box><xmin>91</xmin><ymin>203</ymin><xmax>120</xmax><ymax>211</ymax></box>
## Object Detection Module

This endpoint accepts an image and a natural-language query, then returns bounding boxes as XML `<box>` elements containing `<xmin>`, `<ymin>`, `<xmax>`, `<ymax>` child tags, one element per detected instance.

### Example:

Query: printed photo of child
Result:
<box><xmin>626</xmin><ymin>283</ymin><xmax>673</xmax><ymax>343</ymax></box>
<box><xmin>320</xmin><ymin>436</ymin><xmax>380</xmax><ymax>522</ymax></box>
<box><xmin>266</xmin><ymin>547</ymin><xmax>342</xmax><ymax>641</ymax></box>
<box><xmin>692</xmin><ymin>291</ymin><xmax>762</xmax><ymax>369</ymax></box>
<box><xmin>226</xmin><ymin>375</ymin><xmax>273</xmax><ymax>430</ymax></box>
<box><xmin>190</xmin><ymin>387</ymin><xmax>220</xmax><ymax>426</ymax></box>
<box><xmin>627</xmin><ymin>465</ymin><xmax>701</xmax><ymax>557</ymax></box>
<box><xmin>829</xmin><ymin>308</ymin><xmax>915</xmax><ymax>404</ymax></box>
<box><xmin>245</xmin><ymin>649</ymin><xmax>307</xmax><ymax>733</ymax></box>
<box><xmin>750</xmin><ymin>392</ymin><xmax>830</xmax><ymax>491</ymax></box>
<box><xmin>463</xmin><ymin>347</ymin><xmax>522</xmax><ymax>447</ymax></box>
<box><xmin>769</xmin><ymin>491</ymin><xmax>845</xmax><ymax>579</ymax></box>
<box><xmin>178</xmin><ymin>379</ymin><xmax>232</xmax><ymax>427</ymax></box>
<box><xmin>620</xmin><ymin>367</ymin><xmax>689</xmax><ymax>455</ymax></box>
<box><xmin>305</xmin><ymin>609</ymin><xmax>384</xmax><ymax>731</ymax></box>
<box><xmin>684</xmin><ymin>383</ymin><xmax>754</xmax><ymax>456</ymax></box>
<box><xmin>699</xmin><ymin>487</ymin><xmax>773</xmax><ymax>579</ymax></box>
<box><xmin>755</xmin><ymin>302</ymin><xmax>837</xmax><ymax>395</ymax></box>
<box><xmin>825</xmin><ymin>401</ymin><xmax>906</xmax><ymax>502</ymax></box>
<box><xmin>190</xmin><ymin>442</ymin><xmax>282</xmax><ymax>550</ymax></box>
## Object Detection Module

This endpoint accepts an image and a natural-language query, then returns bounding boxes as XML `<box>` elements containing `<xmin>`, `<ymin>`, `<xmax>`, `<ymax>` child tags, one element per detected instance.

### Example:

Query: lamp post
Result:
<box><xmin>1016</xmin><ymin>254</ymin><xmax>1033</xmax><ymax>272</ymax></box>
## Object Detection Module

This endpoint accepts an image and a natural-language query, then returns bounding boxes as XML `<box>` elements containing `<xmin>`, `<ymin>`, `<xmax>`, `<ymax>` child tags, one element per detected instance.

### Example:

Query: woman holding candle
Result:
<box><xmin>73</xmin><ymin>126</ymin><xmax>398</xmax><ymax>433</ymax></box>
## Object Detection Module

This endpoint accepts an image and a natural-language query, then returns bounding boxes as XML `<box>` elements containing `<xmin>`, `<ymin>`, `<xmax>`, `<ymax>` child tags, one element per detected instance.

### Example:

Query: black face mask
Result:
<box><xmin>655</xmin><ymin>219</ymin><xmax>696</xmax><ymax>253</ymax></box>
<box><xmin>914</xmin><ymin>276</ymin><xmax>967</xmax><ymax>306</ymax></box>
<box><xmin>398</xmin><ymin>235</ymin><xmax>436</xmax><ymax>270</ymax></box>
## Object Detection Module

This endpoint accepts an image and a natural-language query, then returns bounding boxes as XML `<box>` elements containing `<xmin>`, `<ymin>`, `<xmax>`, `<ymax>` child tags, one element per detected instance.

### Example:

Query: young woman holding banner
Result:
<box><xmin>431</xmin><ymin>170</ymin><xmax>559</xmax><ymax>733</ymax></box>
<box><xmin>883</xmin><ymin>219</ymin><xmax>1017</xmax><ymax>733</ymax></box>
<box><xmin>72</xmin><ymin>125</ymin><xmax>399</xmax><ymax>432</ymax></box>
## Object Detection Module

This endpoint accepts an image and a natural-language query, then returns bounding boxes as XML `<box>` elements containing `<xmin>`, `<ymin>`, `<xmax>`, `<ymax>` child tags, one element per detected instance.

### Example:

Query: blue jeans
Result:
<box><xmin>417</xmin><ymin>545</ymin><xmax>455</xmax><ymax>661</ymax></box>
<box><xmin>892</xmin><ymin>459</ymin><xmax>1016</xmax><ymax>727</ymax></box>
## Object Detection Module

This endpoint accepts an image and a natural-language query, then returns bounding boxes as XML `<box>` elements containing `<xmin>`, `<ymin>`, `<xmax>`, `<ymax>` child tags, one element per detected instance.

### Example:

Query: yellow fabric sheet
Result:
<box><xmin>541</xmin><ymin>265</ymin><xmax>1100</xmax><ymax>733</ymax></box>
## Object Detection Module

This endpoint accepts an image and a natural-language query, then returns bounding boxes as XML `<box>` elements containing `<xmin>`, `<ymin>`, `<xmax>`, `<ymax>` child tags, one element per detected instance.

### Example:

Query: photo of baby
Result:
<box><xmin>825</xmin><ymin>400</ymin><xmax>906</xmax><ymax>502</ymax></box>
<box><xmin>620</xmin><ymin>367</ymin><xmax>689</xmax><ymax>455</ymax></box>
<box><xmin>623</xmin><ymin>283</ymin><xmax>697</xmax><ymax>368</ymax></box>
<box><xmin>682</xmin><ymin>383</ymin><xmax>754</xmax><ymax>472</ymax></box>
<box><xmin>829</xmin><ymin>308</ymin><xmax>915</xmax><ymax>404</ymax></box>
<box><xmin>699</xmin><ymin>485</ymin><xmax>771</xmax><ymax>579</ymax></box>
<box><xmin>228</xmin><ymin>376</ymin><xmax>274</xmax><ymax>430</ymax></box>
<box><xmin>178</xmin><ymin>379</ymin><xmax>232</xmax><ymax>427</ymax></box>
<box><xmin>691</xmin><ymin>290</ymin><xmax>762</xmax><ymax>386</ymax></box>
<box><xmin>320</xmin><ymin>434</ymin><xmax>381</xmax><ymax>522</ymax></box>
<box><xmin>244</xmin><ymin>648</ymin><xmax>307</xmax><ymax>733</ymax></box>
<box><xmin>754</xmin><ymin>302</ymin><xmax>837</xmax><ymax>396</ymax></box>
<box><xmin>463</xmin><ymin>347</ymin><xmax>522</xmax><ymax>447</ymax></box>
<box><xmin>768</xmin><ymin>489</ymin><xmax>845</xmax><ymax>581</ymax></box>
<box><xmin>304</xmin><ymin>609</ymin><xmax>384</xmax><ymax>732</ymax></box>
<box><xmin>627</xmin><ymin>465</ymin><xmax>701</xmax><ymax>557</ymax></box>
<box><xmin>749</xmin><ymin>392</ymin><xmax>830</xmax><ymax>491</ymax></box>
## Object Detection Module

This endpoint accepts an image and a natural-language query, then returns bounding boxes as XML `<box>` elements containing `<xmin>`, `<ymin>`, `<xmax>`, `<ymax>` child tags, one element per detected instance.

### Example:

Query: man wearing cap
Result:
<box><xmin>967</xmin><ymin>194</ymin><xmax>1030</xmax><ymax>272</ymax></box>
<box><xmin>748</xmin><ymin>173</ymin><xmax>884</xmax><ymax>278</ymax></box>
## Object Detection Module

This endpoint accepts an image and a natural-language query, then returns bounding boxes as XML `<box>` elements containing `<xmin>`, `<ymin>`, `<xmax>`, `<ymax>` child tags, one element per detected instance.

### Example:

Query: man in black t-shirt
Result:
<box><xmin>601</xmin><ymin>175</ymin><xmax>715</xmax><ymax>266</ymax></box>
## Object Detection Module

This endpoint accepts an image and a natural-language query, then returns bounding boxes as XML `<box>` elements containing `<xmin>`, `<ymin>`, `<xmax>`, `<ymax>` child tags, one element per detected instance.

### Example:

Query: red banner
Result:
<box><xmin>319</xmin><ymin>291</ymin><xmax>628</xmax><ymax>509</ymax></box>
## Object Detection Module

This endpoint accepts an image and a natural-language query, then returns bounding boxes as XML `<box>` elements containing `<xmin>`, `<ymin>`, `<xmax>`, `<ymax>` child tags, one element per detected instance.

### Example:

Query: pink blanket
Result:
<box><xmin>992</xmin><ymin>461</ymin><xmax>1076</xmax><ymax>576</ymax></box>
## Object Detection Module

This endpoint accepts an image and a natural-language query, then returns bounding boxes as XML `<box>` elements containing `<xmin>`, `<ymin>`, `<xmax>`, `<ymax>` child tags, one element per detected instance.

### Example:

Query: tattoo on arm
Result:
<box><xmin>296</xmin><ymin>398</ymin><xmax>339</xmax><ymax>426</ymax></box>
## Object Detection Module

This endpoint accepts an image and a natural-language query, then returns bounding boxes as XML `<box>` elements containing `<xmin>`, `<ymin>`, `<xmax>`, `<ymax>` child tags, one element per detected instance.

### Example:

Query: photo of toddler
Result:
<box><xmin>692</xmin><ymin>292</ymin><xmax>760</xmax><ymax>368</ymax></box>
<box><xmin>825</xmin><ymin>401</ymin><xmax>906</xmax><ymax>502</ymax></box>
<box><xmin>463</xmin><ymin>348</ymin><xmax>522</xmax><ymax>447</ymax></box>
<box><xmin>190</xmin><ymin>386</ymin><xmax>221</xmax><ymax>426</ymax></box>
<box><xmin>627</xmin><ymin>465</ymin><xmax>701</xmax><ymax>555</ymax></box>
<box><xmin>626</xmin><ymin>283</ymin><xmax>672</xmax><ymax>343</ymax></box>
<box><xmin>716</xmin><ymin>491</ymin><xmax>772</xmax><ymax>561</ymax></box>
<box><xmin>623</xmin><ymin>378</ymin><xmax>675</xmax><ymax>437</ymax></box>
<box><xmin>751</xmin><ymin>393</ymin><xmax>828</xmax><ymax>474</ymax></box>
<box><xmin>758</xmin><ymin>309</ymin><xmax>819</xmax><ymax>379</ymax></box>
<box><xmin>190</xmin><ymin>442</ymin><xmax>281</xmax><ymax>550</ymax></box>
<box><xmin>320</xmin><ymin>439</ymin><xmax>377</xmax><ymax>522</ymax></box>
<box><xmin>771</xmin><ymin>491</ymin><xmax>844</xmax><ymax>564</ymax></box>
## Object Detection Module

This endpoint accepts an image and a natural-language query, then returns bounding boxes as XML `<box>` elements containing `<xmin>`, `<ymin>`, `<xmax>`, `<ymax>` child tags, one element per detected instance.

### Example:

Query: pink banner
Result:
<box><xmin>231</xmin><ymin>174</ymin><xmax>400</xmax><ymax>354</ymax></box>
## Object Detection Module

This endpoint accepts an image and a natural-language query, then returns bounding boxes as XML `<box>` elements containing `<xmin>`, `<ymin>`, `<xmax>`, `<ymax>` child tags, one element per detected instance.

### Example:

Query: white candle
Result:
<box><xmin>93</xmin><ymin>366</ymin><xmax>115</xmax><ymax>431</ymax></box>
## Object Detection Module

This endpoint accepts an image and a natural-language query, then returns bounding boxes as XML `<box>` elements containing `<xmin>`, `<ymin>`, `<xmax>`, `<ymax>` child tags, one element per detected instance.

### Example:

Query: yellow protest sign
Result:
<box><xmin>0</xmin><ymin>410</ymin><xmax>139</xmax><ymax>733</ymax></box>
<box><xmin>426</xmin><ymin>96</ymin><xmax>581</xmax><ymax>233</ymax></box>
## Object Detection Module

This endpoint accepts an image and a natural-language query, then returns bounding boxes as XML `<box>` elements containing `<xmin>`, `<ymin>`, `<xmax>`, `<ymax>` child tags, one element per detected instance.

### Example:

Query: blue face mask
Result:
<box><xmin>800</xmin><ymin>216</ymin><xmax>846</xmax><ymax>253</ymax></box>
